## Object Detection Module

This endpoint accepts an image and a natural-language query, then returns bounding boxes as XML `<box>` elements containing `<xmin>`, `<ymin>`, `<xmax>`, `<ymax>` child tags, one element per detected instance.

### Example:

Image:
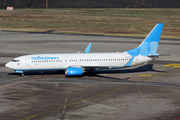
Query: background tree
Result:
<box><xmin>140</xmin><ymin>0</ymin><xmax>146</xmax><ymax>7</ymax></box>
<box><xmin>0</xmin><ymin>0</ymin><xmax>180</xmax><ymax>9</ymax></box>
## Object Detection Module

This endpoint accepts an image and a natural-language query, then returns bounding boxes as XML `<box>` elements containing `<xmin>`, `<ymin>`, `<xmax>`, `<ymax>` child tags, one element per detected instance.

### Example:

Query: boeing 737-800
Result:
<box><xmin>5</xmin><ymin>23</ymin><xmax>164</xmax><ymax>76</ymax></box>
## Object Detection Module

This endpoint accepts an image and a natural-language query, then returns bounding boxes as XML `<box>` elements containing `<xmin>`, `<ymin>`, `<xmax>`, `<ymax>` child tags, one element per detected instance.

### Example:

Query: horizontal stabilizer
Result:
<box><xmin>148</xmin><ymin>54</ymin><xmax>172</xmax><ymax>57</ymax></box>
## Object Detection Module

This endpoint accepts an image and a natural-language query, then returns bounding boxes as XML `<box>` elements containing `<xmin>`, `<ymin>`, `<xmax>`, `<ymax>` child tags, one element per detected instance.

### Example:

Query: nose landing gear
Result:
<box><xmin>21</xmin><ymin>73</ymin><xmax>24</xmax><ymax>77</ymax></box>
<box><xmin>15</xmin><ymin>70</ymin><xmax>24</xmax><ymax>77</ymax></box>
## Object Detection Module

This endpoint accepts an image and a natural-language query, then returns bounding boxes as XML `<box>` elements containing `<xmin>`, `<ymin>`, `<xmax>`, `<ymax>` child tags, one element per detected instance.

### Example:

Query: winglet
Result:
<box><xmin>84</xmin><ymin>43</ymin><xmax>92</xmax><ymax>53</ymax></box>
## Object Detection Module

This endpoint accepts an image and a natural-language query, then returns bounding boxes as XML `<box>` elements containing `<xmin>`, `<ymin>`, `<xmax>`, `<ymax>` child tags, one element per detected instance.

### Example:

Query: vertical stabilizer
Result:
<box><xmin>127</xmin><ymin>23</ymin><xmax>163</xmax><ymax>57</ymax></box>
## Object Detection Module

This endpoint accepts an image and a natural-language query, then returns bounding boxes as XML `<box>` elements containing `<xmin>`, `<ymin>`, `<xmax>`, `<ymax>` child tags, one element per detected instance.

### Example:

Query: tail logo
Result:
<box><xmin>127</xmin><ymin>23</ymin><xmax>163</xmax><ymax>57</ymax></box>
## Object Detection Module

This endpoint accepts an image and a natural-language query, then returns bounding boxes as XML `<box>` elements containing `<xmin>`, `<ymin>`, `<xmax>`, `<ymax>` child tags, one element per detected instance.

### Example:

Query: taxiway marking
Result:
<box><xmin>163</xmin><ymin>63</ymin><xmax>180</xmax><ymax>68</ymax></box>
<box><xmin>175</xmin><ymin>117</ymin><xmax>180</xmax><ymax>120</ymax></box>
<box><xmin>0</xmin><ymin>77</ymin><xmax>25</xmax><ymax>83</ymax></box>
<box><xmin>139</xmin><ymin>74</ymin><xmax>153</xmax><ymax>77</ymax></box>
<box><xmin>0</xmin><ymin>75</ymin><xmax>55</xmax><ymax>89</ymax></box>
<box><xmin>20</xmin><ymin>68</ymin><xmax>180</xmax><ymax>120</ymax></box>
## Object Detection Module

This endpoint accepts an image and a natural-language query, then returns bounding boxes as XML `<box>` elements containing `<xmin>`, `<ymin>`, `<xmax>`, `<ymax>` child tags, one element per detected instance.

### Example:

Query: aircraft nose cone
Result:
<box><xmin>5</xmin><ymin>62</ymin><xmax>11</xmax><ymax>68</ymax></box>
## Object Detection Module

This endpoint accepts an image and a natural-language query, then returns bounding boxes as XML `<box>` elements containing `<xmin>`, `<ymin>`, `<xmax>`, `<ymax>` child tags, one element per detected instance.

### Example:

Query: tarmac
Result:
<box><xmin>0</xmin><ymin>31</ymin><xmax>180</xmax><ymax>120</ymax></box>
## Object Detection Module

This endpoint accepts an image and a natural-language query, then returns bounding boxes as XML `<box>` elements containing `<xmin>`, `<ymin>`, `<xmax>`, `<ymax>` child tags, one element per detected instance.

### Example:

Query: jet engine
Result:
<box><xmin>65</xmin><ymin>67</ymin><xmax>83</xmax><ymax>76</ymax></box>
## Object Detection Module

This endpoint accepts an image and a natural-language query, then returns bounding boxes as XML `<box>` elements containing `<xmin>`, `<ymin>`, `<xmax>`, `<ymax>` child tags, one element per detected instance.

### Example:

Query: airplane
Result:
<box><xmin>5</xmin><ymin>23</ymin><xmax>164</xmax><ymax>77</ymax></box>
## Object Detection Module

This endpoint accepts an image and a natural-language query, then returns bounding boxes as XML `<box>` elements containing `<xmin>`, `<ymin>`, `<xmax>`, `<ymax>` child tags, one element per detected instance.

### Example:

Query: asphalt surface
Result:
<box><xmin>0</xmin><ymin>31</ymin><xmax>180</xmax><ymax>120</ymax></box>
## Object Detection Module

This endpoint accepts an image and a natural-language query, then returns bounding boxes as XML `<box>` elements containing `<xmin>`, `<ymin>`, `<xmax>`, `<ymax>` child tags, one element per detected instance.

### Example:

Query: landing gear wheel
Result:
<box><xmin>21</xmin><ymin>73</ymin><xmax>24</xmax><ymax>77</ymax></box>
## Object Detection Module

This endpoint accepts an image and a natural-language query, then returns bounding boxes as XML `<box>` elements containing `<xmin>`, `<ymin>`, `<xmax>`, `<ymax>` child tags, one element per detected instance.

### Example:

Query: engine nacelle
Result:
<box><xmin>65</xmin><ymin>67</ymin><xmax>83</xmax><ymax>76</ymax></box>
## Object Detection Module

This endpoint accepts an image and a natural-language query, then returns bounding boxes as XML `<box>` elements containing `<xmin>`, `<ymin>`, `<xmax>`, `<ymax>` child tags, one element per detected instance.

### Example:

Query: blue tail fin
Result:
<box><xmin>127</xmin><ymin>23</ymin><xmax>163</xmax><ymax>57</ymax></box>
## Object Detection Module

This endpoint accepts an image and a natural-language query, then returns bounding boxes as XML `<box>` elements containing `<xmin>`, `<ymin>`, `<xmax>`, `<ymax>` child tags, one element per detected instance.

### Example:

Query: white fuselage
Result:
<box><xmin>5</xmin><ymin>23</ymin><xmax>163</xmax><ymax>76</ymax></box>
<box><xmin>6</xmin><ymin>52</ymin><xmax>153</xmax><ymax>72</ymax></box>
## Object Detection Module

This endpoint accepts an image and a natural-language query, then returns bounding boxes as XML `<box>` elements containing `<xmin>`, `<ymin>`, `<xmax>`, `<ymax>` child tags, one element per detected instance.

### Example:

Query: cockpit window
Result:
<box><xmin>12</xmin><ymin>60</ymin><xmax>20</xmax><ymax>62</ymax></box>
